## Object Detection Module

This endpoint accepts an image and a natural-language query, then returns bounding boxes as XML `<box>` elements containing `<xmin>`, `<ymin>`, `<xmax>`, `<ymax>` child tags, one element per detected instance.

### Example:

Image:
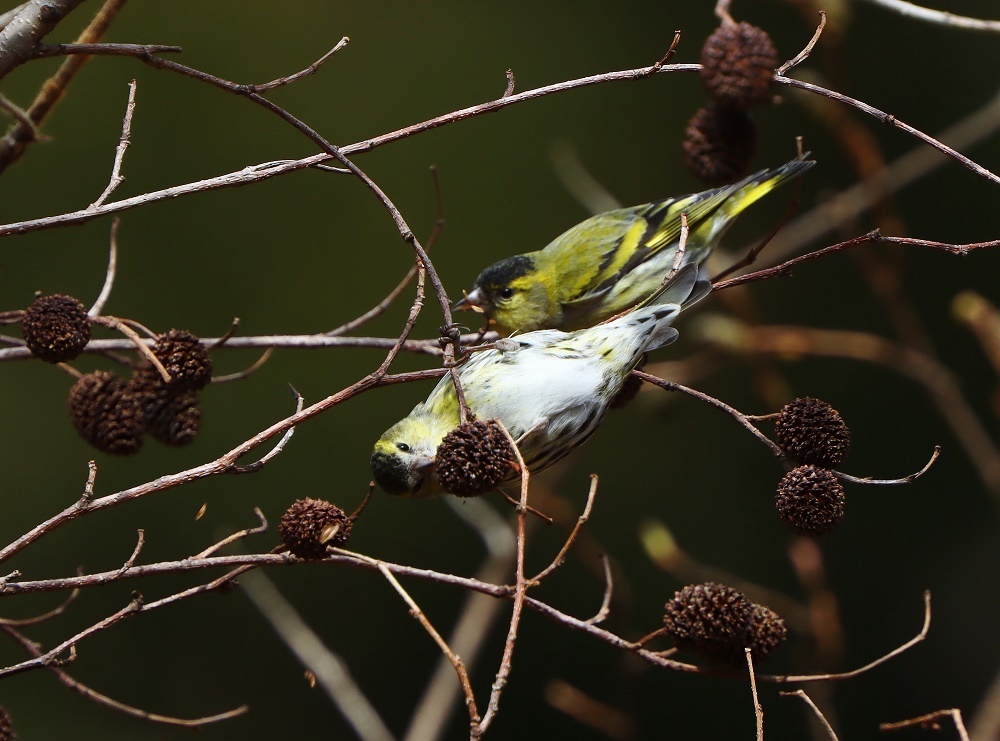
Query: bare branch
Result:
<box><xmin>834</xmin><ymin>446</ymin><xmax>940</xmax><ymax>486</ymax></box>
<box><xmin>781</xmin><ymin>690</ymin><xmax>841</xmax><ymax>740</ymax></box>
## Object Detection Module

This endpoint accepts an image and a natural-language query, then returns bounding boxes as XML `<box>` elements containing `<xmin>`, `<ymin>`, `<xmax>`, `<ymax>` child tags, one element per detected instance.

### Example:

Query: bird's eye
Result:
<box><xmin>396</xmin><ymin>442</ymin><xmax>410</xmax><ymax>452</ymax></box>
<box><xmin>498</xmin><ymin>287</ymin><xmax>515</xmax><ymax>300</ymax></box>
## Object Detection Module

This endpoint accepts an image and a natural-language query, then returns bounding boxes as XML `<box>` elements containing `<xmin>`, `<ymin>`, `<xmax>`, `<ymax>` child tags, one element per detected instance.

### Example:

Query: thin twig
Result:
<box><xmin>117</xmin><ymin>529</ymin><xmax>145</xmax><ymax>576</ymax></box>
<box><xmin>0</xmin><ymin>367</ymin><xmax>447</xmax><ymax>563</ymax></box>
<box><xmin>699</xmin><ymin>320</ymin><xmax>1000</xmax><ymax>499</ymax></box>
<box><xmin>531</xmin><ymin>474</ymin><xmax>599</xmax><ymax>582</ymax></box>
<box><xmin>228</xmin><ymin>386</ymin><xmax>304</xmax><ymax>474</ymax></box>
<box><xmin>250</xmin><ymin>37</ymin><xmax>350</xmax><ymax>91</ymax></box>
<box><xmin>0</xmin><ymin>624</ymin><xmax>247</xmax><ymax>727</ymax></box>
<box><xmin>210</xmin><ymin>347</ymin><xmax>274</xmax><ymax>384</ymax></box>
<box><xmin>776</xmin><ymin>591</ymin><xmax>932</xmax><ymax>683</ymax></box>
<box><xmin>193</xmin><ymin>508</ymin><xmax>268</xmax><ymax>559</ymax></box>
<box><xmin>777</xmin><ymin>11</ymin><xmax>826</xmax><ymax>75</ymax></box>
<box><xmin>82</xmin><ymin>459</ymin><xmax>97</xmax><ymax>501</ymax></box>
<box><xmin>635</xmin><ymin>371</ymin><xmax>785</xmax><ymax>458</ymax></box>
<box><xmin>2</xmin><ymin>56</ymin><xmax>997</xmax><ymax>241</ymax></box>
<box><xmin>89</xmin><ymin>217</ymin><xmax>119</xmax><ymax>316</ymax></box>
<box><xmin>503</xmin><ymin>69</ymin><xmax>515</xmax><ymax>98</ymax></box>
<box><xmin>406</xmin><ymin>497</ymin><xmax>517</xmax><ymax>741</ymax></box>
<box><xmin>781</xmin><ymin>690</ymin><xmax>840</xmax><ymax>740</ymax></box>
<box><xmin>91</xmin><ymin>315</ymin><xmax>171</xmax><ymax>382</ymax></box>
<box><xmin>774</xmin><ymin>75</ymin><xmax>1000</xmax><ymax>186</ymax></box>
<box><xmin>0</xmin><ymin>550</ymin><xmax>933</xmax><ymax>687</ymax></box>
<box><xmin>373</xmin><ymin>559</ymin><xmax>481</xmax><ymax>726</ymax></box>
<box><xmin>584</xmin><ymin>555</ymin><xmax>613</xmax><ymax>626</ymax></box>
<box><xmin>714</xmin><ymin>230</ymin><xmax>1000</xmax><ymax>292</ymax></box>
<box><xmin>89</xmin><ymin>79</ymin><xmax>137</xmax><ymax>209</ymax></box>
<box><xmin>35</xmin><ymin>42</ymin><xmax>182</xmax><ymax>57</ymax></box>
<box><xmin>834</xmin><ymin>446</ymin><xmax>940</xmax><ymax>486</ymax></box>
<box><xmin>714</xmin><ymin>0</ymin><xmax>735</xmax><ymax>26</ymax></box>
<box><xmin>880</xmin><ymin>708</ymin><xmax>971</xmax><ymax>740</ymax></box>
<box><xmin>0</xmin><ymin>93</ymin><xmax>39</xmax><ymax>137</ymax></box>
<box><xmin>0</xmin><ymin>588</ymin><xmax>79</xmax><ymax>626</ymax></box>
<box><xmin>747</xmin><ymin>649</ymin><xmax>763</xmax><ymax>741</ymax></box>
<box><xmin>476</xmin><ymin>419</ymin><xmax>532</xmax><ymax>736</ymax></box>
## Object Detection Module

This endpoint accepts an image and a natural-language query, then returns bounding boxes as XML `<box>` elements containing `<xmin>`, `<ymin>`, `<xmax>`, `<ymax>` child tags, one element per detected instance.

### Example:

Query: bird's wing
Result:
<box><xmin>545</xmin><ymin>186</ymin><xmax>737</xmax><ymax>321</ymax></box>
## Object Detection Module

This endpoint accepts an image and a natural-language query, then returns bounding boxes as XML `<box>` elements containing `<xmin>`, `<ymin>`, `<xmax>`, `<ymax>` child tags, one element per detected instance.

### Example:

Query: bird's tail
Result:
<box><xmin>722</xmin><ymin>156</ymin><xmax>815</xmax><ymax>214</ymax></box>
<box><xmin>614</xmin><ymin>262</ymin><xmax>701</xmax><ymax>352</ymax></box>
<box><xmin>663</xmin><ymin>156</ymin><xmax>816</xmax><ymax>310</ymax></box>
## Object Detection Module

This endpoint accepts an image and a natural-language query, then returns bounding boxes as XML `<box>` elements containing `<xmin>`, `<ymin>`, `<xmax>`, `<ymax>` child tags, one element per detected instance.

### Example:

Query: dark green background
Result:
<box><xmin>1</xmin><ymin>1</ymin><xmax>998</xmax><ymax>738</ymax></box>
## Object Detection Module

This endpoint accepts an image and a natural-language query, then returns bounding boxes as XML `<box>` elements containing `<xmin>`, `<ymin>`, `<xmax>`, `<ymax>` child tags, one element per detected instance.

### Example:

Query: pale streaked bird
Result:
<box><xmin>371</xmin><ymin>263</ymin><xmax>707</xmax><ymax>497</ymax></box>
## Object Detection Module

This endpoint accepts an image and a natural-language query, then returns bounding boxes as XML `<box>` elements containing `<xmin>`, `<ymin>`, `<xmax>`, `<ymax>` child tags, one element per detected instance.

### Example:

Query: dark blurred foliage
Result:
<box><xmin>1</xmin><ymin>1</ymin><xmax>999</xmax><ymax>739</ymax></box>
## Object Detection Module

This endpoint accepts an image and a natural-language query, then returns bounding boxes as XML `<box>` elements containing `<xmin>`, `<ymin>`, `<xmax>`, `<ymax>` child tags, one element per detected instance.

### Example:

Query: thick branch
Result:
<box><xmin>0</xmin><ymin>0</ymin><xmax>86</xmax><ymax>80</ymax></box>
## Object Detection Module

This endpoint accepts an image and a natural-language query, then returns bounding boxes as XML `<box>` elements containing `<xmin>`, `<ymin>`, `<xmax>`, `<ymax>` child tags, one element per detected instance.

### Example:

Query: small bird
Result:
<box><xmin>453</xmin><ymin>157</ymin><xmax>814</xmax><ymax>335</ymax></box>
<box><xmin>371</xmin><ymin>264</ymin><xmax>705</xmax><ymax>497</ymax></box>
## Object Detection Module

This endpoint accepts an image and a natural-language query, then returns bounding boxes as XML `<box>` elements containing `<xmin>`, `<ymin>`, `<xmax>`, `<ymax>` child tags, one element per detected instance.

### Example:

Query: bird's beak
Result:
<box><xmin>413</xmin><ymin>455</ymin><xmax>435</xmax><ymax>473</ymax></box>
<box><xmin>452</xmin><ymin>288</ymin><xmax>487</xmax><ymax>314</ymax></box>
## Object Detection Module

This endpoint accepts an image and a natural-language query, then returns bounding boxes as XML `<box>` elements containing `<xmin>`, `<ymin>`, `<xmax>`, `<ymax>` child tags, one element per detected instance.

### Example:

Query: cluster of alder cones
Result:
<box><xmin>10</xmin><ymin>293</ymin><xmax>212</xmax><ymax>455</ymax></box>
<box><xmin>684</xmin><ymin>19</ymin><xmax>780</xmax><ymax>185</ymax></box>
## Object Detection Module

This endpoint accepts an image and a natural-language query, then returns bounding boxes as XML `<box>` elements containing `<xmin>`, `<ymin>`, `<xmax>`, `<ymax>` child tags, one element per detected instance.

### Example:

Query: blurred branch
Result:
<box><xmin>240</xmin><ymin>570</ymin><xmax>394</xmax><ymax>741</ymax></box>
<box><xmin>763</xmin><ymin>89</ymin><xmax>1000</xmax><ymax>267</ymax></box>
<box><xmin>0</xmin><ymin>0</ymin><xmax>127</xmax><ymax>172</ymax></box>
<box><xmin>860</xmin><ymin>0</ymin><xmax>1000</xmax><ymax>32</ymax></box>
<box><xmin>405</xmin><ymin>497</ymin><xmax>517</xmax><ymax>741</ymax></box>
